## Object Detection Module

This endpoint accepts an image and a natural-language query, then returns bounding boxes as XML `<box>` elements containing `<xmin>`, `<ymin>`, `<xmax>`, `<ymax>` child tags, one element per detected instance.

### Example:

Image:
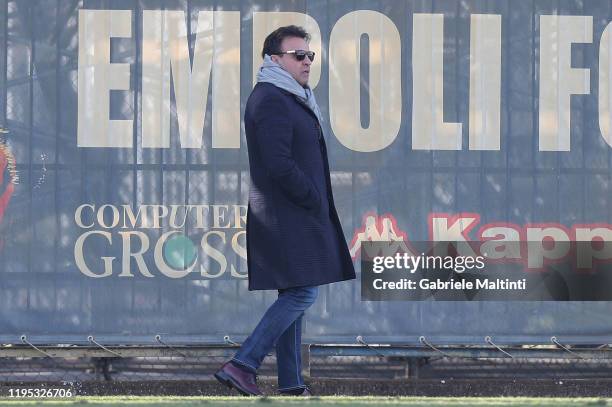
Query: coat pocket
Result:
<box><xmin>284</xmin><ymin>190</ymin><xmax>323</xmax><ymax>225</ymax></box>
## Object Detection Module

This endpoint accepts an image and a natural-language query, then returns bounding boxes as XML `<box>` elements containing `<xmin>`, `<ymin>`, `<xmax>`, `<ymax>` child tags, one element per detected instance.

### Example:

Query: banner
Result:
<box><xmin>1</xmin><ymin>0</ymin><xmax>612</xmax><ymax>345</ymax></box>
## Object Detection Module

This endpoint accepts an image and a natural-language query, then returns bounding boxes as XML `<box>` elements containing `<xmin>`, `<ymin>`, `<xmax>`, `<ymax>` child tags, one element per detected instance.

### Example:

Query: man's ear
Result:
<box><xmin>271</xmin><ymin>55</ymin><xmax>281</xmax><ymax>65</ymax></box>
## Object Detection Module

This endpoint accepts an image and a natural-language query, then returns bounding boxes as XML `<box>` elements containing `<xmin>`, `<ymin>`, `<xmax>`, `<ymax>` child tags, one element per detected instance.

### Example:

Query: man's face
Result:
<box><xmin>271</xmin><ymin>36</ymin><xmax>312</xmax><ymax>87</ymax></box>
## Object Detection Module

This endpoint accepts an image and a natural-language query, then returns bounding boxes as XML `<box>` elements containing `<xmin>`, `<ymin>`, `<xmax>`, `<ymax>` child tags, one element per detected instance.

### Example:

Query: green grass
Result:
<box><xmin>0</xmin><ymin>396</ymin><xmax>610</xmax><ymax>407</ymax></box>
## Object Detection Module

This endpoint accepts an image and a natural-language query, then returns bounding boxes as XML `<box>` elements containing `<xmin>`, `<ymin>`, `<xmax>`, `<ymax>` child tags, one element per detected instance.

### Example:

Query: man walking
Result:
<box><xmin>214</xmin><ymin>25</ymin><xmax>355</xmax><ymax>396</ymax></box>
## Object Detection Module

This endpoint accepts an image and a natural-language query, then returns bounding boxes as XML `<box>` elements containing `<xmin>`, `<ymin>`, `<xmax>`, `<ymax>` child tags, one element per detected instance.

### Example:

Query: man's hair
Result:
<box><xmin>261</xmin><ymin>25</ymin><xmax>311</xmax><ymax>59</ymax></box>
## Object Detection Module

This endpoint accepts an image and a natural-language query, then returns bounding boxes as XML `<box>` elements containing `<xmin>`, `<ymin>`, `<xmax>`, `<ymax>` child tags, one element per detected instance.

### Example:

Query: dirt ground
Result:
<box><xmin>3</xmin><ymin>378</ymin><xmax>612</xmax><ymax>398</ymax></box>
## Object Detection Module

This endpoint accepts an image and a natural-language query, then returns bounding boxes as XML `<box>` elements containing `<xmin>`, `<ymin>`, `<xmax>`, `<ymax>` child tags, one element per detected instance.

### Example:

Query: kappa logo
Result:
<box><xmin>351</xmin><ymin>211</ymin><xmax>612</xmax><ymax>271</ymax></box>
<box><xmin>349</xmin><ymin>212</ymin><xmax>411</xmax><ymax>260</ymax></box>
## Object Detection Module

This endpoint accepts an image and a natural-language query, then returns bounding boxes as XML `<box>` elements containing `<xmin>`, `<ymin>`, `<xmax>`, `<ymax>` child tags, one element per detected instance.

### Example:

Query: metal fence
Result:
<box><xmin>1</xmin><ymin>0</ymin><xmax>612</xmax><ymax>351</ymax></box>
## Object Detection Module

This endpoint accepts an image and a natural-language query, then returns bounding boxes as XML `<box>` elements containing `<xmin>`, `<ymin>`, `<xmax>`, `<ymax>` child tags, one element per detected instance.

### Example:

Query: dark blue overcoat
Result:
<box><xmin>244</xmin><ymin>82</ymin><xmax>356</xmax><ymax>290</ymax></box>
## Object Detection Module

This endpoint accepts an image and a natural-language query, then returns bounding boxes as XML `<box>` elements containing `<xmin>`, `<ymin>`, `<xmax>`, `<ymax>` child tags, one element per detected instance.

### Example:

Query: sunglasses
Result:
<box><xmin>274</xmin><ymin>49</ymin><xmax>315</xmax><ymax>62</ymax></box>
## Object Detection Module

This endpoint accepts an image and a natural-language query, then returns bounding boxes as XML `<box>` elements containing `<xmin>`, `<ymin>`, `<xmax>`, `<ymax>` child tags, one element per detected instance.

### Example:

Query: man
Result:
<box><xmin>214</xmin><ymin>25</ymin><xmax>356</xmax><ymax>396</ymax></box>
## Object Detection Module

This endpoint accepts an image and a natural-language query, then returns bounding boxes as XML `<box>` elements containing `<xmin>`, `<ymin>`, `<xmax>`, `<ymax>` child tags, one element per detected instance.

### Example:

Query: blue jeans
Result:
<box><xmin>231</xmin><ymin>285</ymin><xmax>318</xmax><ymax>392</ymax></box>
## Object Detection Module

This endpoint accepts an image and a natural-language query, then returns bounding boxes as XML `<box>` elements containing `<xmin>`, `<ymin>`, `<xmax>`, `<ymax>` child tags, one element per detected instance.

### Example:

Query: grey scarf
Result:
<box><xmin>256</xmin><ymin>54</ymin><xmax>323</xmax><ymax>125</ymax></box>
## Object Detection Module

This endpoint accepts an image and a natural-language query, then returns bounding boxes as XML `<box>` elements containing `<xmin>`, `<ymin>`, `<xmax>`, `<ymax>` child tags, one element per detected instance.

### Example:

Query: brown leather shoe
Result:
<box><xmin>214</xmin><ymin>361</ymin><xmax>263</xmax><ymax>396</ymax></box>
<box><xmin>279</xmin><ymin>386</ymin><xmax>312</xmax><ymax>396</ymax></box>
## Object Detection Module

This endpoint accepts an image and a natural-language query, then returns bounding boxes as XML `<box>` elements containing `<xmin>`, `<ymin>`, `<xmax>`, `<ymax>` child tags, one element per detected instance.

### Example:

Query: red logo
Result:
<box><xmin>0</xmin><ymin>141</ymin><xmax>16</xmax><ymax>241</ymax></box>
<box><xmin>349</xmin><ymin>212</ymin><xmax>410</xmax><ymax>260</ymax></box>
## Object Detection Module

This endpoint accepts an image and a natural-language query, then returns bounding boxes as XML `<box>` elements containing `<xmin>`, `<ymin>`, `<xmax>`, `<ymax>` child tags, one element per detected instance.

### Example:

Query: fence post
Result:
<box><xmin>301</xmin><ymin>344</ymin><xmax>311</xmax><ymax>378</ymax></box>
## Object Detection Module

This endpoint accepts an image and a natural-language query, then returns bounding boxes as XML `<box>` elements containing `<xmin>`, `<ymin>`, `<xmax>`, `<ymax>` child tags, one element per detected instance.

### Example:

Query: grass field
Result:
<box><xmin>0</xmin><ymin>396</ymin><xmax>609</xmax><ymax>406</ymax></box>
